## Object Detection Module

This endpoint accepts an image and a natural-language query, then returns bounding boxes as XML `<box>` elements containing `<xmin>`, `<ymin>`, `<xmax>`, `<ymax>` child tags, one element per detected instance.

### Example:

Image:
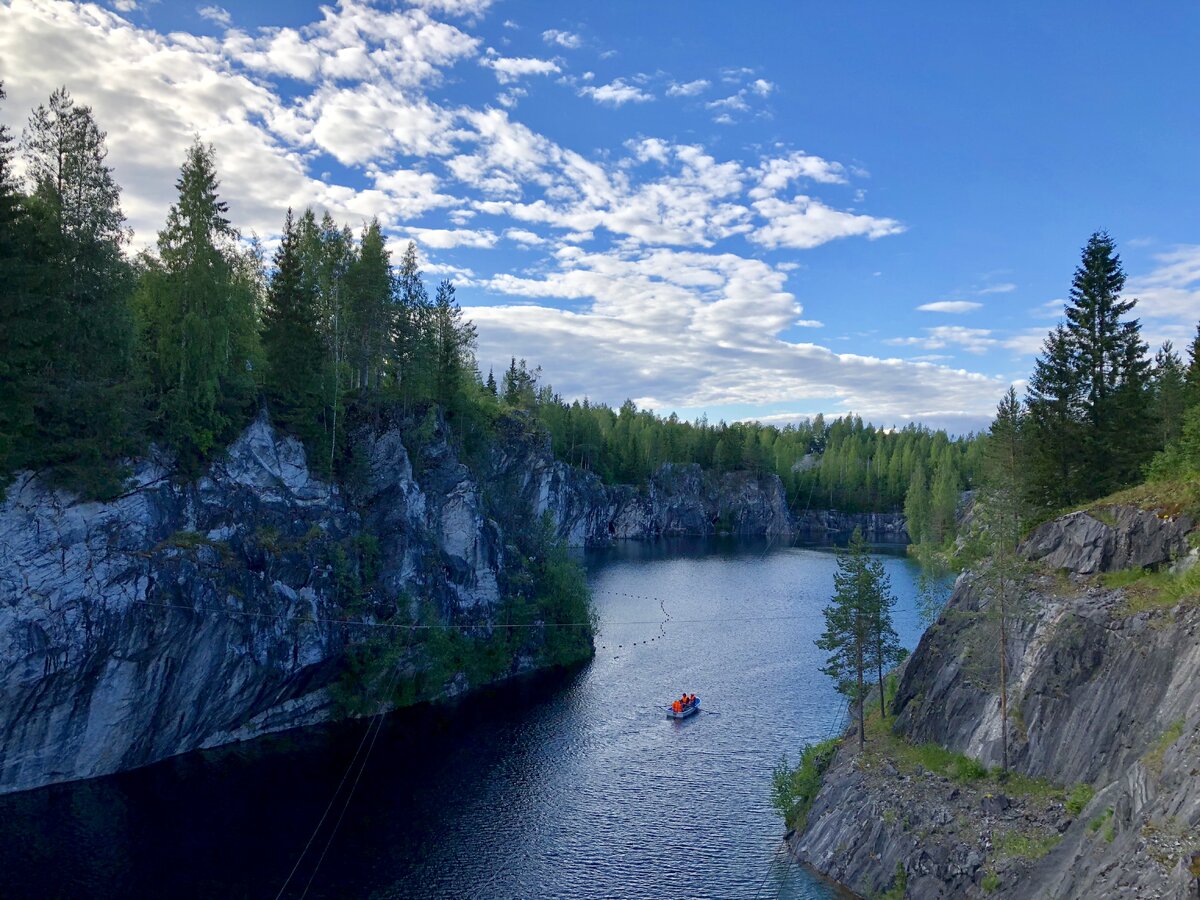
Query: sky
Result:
<box><xmin>1</xmin><ymin>0</ymin><xmax>1198</xmax><ymax>434</ymax></box>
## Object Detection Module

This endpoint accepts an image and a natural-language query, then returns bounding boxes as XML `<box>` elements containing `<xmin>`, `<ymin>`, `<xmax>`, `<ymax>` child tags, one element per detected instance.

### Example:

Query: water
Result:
<box><xmin>0</xmin><ymin>537</ymin><xmax>928</xmax><ymax>899</ymax></box>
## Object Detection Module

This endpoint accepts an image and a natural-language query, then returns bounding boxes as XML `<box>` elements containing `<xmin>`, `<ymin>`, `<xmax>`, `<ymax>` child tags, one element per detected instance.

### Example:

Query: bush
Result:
<box><xmin>771</xmin><ymin>738</ymin><xmax>841</xmax><ymax>830</ymax></box>
<box><xmin>1066</xmin><ymin>783</ymin><xmax>1095</xmax><ymax>816</ymax></box>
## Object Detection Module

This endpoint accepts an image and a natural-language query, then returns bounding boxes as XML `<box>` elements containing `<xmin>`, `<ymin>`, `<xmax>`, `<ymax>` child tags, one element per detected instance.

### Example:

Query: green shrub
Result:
<box><xmin>995</xmin><ymin>829</ymin><xmax>1062</xmax><ymax>860</ymax></box>
<box><xmin>981</xmin><ymin>870</ymin><xmax>1001</xmax><ymax>893</ymax></box>
<box><xmin>1066</xmin><ymin>783</ymin><xmax>1095</xmax><ymax>816</ymax></box>
<box><xmin>771</xmin><ymin>738</ymin><xmax>841</xmax><ymax>830</ymax></box>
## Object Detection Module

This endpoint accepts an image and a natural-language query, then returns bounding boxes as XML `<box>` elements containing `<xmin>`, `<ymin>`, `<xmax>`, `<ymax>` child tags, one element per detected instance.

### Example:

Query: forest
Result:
<box><xmin>1</xmin><ymin>84</ymin><xmax>1195</xmax><ymax>532</ymax></box>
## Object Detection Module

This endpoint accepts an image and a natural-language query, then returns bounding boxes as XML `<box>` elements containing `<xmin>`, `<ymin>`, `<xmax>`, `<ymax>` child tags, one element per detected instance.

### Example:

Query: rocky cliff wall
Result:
<box><xmin>791</xmin><ymin>504</ymin><xmax>1200</xmax><ymax>899</ymax></box>
<box><xmin>0</xmin><ymin>413</ymin><xmax>581</xmax><ymax>795</ymax></box>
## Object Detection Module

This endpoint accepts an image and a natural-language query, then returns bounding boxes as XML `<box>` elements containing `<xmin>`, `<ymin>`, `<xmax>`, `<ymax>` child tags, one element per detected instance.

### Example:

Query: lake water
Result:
<box><xmin>0</xmin><ymin>537</ymin><xmax>928</xmax><ymax>899</ymax></box>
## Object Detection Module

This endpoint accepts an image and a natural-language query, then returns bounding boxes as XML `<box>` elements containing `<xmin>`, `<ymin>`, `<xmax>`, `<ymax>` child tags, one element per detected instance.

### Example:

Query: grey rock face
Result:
<box><xmin>0</xmin><ymin>414</ymin><xmax>520</xmax><ymax>795</ymax></box>
<box><xmin>1021</xmin><ymin>506</ymin><xmax>1193</xmax><ymax>574</ymax></box>
<box><xmin>794</xmin><ymin>504</ymin><xmax>1200</xmax><ymax>899</ymax></box>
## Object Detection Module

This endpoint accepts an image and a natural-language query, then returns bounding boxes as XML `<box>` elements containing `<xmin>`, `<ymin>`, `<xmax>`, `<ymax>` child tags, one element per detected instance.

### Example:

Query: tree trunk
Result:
<box><xmin>856</xmin><ymin>647</ymin><xmax>866</xmax><ymax>750</ymax></box>
<box><xmin>998</xmin><ymin>572</ymin><xmax>1009</xmax><ymax>773</ymax></box>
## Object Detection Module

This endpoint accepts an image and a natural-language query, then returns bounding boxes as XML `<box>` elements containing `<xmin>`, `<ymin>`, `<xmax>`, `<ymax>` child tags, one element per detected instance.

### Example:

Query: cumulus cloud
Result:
<box><xmin>1127</xmin><ymin>245</ymin><xmax>1200</xmax><ymax>321</ymax></box>
<box><xmin>404</xmin><ymin>226</ymin><xmax>498</xmax><ymax>248</ymax></box>
<box><xmin>542</xmin><ymin>28</ymin><xmax>581</xmax><ymax>48</ymax></box>
<box><xmin>751</xmin><ymin>196</ymin><xmax>904</xmax><ymax>250</ymax></box>
<box><xmin>197</xmin><ymin>5</ymin><xmax>230</xmax><ymax>27</ymax></box>
<box><xmin>666</xmin><ymin>79</ymin><xmax>710</xmax><ymax>97</ymax></box>
<box><xmin>469</xmin><ymin>245</ymin><xmax>1006</xmax><ymax>427</ymax></box>
<box><xmin>580</xmin><ymin>77</ymin><xmax>653</xmax><ymax>106</ymax></box>
<box><xmin>480</xmin><ymin>51</ymin><xmax>560</xmax><ymax>83</ymax></box>
<box><xmin>917</xmin><ymin>301</ymin><xmax>983</xmax><ymax>313</ymax></box>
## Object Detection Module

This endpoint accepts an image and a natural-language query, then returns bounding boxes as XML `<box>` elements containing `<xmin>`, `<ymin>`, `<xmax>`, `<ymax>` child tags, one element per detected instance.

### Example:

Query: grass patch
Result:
<box><xmin>1088</xmin><ymin>808</ymin><xmax>1114</xmax><ymax>843</ymax></box>
<box><xmin>1099</xmin><ymin>564</ymin><xmax>1200</xmax><ymax>616</ymax></box>
<box><xmin>995</xmin><ymin>828</ymin><xmax>1062</xmax><ymax>860</ymax></box>
<box><xmin>1085</xmin><ymin>478</ymin><xmax>1200</xmax><ymax>521</ymax></box>
<box><xmin>1066</xmin><ymin>783</ymin><xmax>1095</xmax><ymax>816</ymax></box>
<box><xmin>771</xmin><ymin>738</ymin><xmax>841</xmax><ymax>831</ymax></box>
<box><xmin>1143</xmin><ymin>718</ymin><xmax>1186</xmax><ymax>777</ymax></box>
<box><xmin>981</xmin><ymin>870</ymin><xmax>1002</xmax><ymax>893</ymax></box>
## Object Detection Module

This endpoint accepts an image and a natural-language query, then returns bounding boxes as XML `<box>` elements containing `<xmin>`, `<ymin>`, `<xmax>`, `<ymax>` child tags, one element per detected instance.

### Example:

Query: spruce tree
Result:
<box><xmin>261</xmin><ymin>208</ymin><xmax>326</xmax><ymax>454</ymax></box>
<box><xmin>1183</xmin><ymin>323</ymin><xmax>1200</xmax><ymax>411</ymax></box>
<box><xmin>1025</xmin><ymin>324</ymin><xmax>1083</xmax><ymax>509</ymax></box>
<box><xmin>135</xmin><ymin>140</ymin><xmax>257</xmax><ymax>470</ymax></box>
<box><xmin>431</xmin><ymin>278</ymin><xmax>477</xmax><ymax>410</ymax></box>
<box><xmin>394</xmin><ymin>240</ymin><xmax>431</xmax><ymax>404</ymax></box>
<box><xmin>903</xmin><ymin>465</ymin><xmax>930</xmax><ymax>544</ymax></box>
<box><xmin>1150</xmin><ymin>342</ymin><xmax>1188</xmax><ymax>449</ymax></box>
<box><xmin>1062</xmin><ymin>232</ymin><xmax>1151</xmax><ymax>496</ymax></box>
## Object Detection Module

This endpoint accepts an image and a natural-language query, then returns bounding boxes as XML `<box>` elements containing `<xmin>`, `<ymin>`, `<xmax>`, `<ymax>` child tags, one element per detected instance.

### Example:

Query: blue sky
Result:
<box><xmin>2</xmin><ymin>0</ymin><xmax>1198</xmax><ymax>432</ymax></box>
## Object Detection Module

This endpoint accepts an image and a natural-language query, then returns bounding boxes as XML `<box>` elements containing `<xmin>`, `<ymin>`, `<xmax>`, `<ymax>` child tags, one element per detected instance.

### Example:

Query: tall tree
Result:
<box><xmin>345</xmin><ymin>219</ymin><xmax>392</xmax><ymax>393</ymax></box>
<box><xmin>816</xmin><ymin>528</ymin><xmax>890</xmax><ymax>749</ymax></box>
<box><xmin>1062</xmin><ymin>232</ymin><xmax>1151</xmax><ymax>495</ymax></box>
<box><xmin>1184</xmin><ymin>323</ymin><xmax>1200</xmax><ymax>412</ymax></box>
<box><xmin>969</xmin><ymin>388</ymin><xmax>1031</xmax><ymax>772</ymax></box>
<box><xmin>135</xmin><ymin>140</ymin><xmax>258</xmax><ymax>470</ymax></box>
<box><xmin>430</xmin><ymin>278</ymin><xmax>477</xmax><ymax>410</ymax></box>
<box><xmin>903</xmin><ymin>465</ymin><xmax>930</xmax><ymax>544</ymax></box>
<box><xmin>1150</xmin><ymin>342</ymin><xmax>1188</xmax><ymax>450</ymax></box>
<box><xmin>0</xmin><ymin>81</ymin><xmax>45</xmax><ymax>479</ymax></box>
<box><xmin>394</xmin><ymin>240</ymin><xmax>430</xmax><ymax>404</ymax></box>
<box><xmin>1025</xmin><ymin>324</ymin><xmax>1082</xmax><ymax>509</ymax></box>
<box><xmin>18</xmin><ymin>87</ymin><xmax>135</xmax><ymax>494</ymax></box>
<box><xmin>261</xmin><ymin>208</ymin><xmax>325</xmax><ymax>454</ymax></box>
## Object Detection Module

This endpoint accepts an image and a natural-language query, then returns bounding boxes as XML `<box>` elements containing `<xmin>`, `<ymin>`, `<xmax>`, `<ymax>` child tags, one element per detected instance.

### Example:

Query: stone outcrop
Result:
<box><xmin>1021</xmin><ymin>506</ymin><xmax>1193</xmax><ymax>575</ymax></box>
<box><xmin>792</xmin><ymin>504</ymin><xmax>1200</xmax><ymax>899</ymax></box>
<box><xmin>0</xmin><ymin>414</ymin><xmax>564</xmax><ymax>795</ymax></box>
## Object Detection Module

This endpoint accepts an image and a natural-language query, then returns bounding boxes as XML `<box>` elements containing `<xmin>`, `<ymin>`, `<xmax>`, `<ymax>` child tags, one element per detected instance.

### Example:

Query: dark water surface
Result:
<box><xmin>0</xmin><ymin>537</ymin><xmax>927</xmax><ymax>899</ymax></box>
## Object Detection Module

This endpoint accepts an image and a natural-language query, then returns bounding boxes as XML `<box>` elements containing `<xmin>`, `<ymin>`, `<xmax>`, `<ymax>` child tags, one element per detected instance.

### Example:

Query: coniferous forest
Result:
<box><xmin>2</xmin><ymin>84</ymin><xmax>1197</xmax><ymax>529</ymax></box>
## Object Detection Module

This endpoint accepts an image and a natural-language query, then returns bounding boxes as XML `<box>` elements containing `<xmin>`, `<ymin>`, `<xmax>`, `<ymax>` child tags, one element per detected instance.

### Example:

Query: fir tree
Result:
<box><xmin>431</xmin><ymin>278</ymin><xmax>477</xmax><ymax>409</ymax></box>
<box><xmin>1025</xmin><ymin>324</ymin><xmax>1083</xmax><ymax>509</ymax></box>
<box><xmin>903</xmin><ymin>465</ymin><xmax>930</xmax><ymax>544</ymax></box>
<box><xmin>1151</xmin><ymin>342</ymin><xmax>1188</xmax><ymax>449</ymax></box>
<box><xmin>345</xmin><ymin>220</ymin><xmax>392</xmax><ymax>393</ymax></box>
<box><xmin>261</xmin><ymin>208</ymin><xmax>326</xmax><ymax>454</ymax></box>
<box><xmin>1062</xmin><ymin>232</ymin><xmax>1151</xmax><ymax>495</ymax></box>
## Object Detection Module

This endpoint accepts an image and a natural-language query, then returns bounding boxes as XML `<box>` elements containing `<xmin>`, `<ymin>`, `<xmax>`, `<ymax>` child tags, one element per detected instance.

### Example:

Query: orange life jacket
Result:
<box><xmin>672</xmin><ymin>700</ymin><xmax>683</xmax><ymax>712</ymax></box>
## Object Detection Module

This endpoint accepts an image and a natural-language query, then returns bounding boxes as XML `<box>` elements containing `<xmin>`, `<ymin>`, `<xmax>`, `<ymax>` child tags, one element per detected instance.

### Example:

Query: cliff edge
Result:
<box><xmin>791</xmin><ymin>503</ymin><xmax>1200</xmax><ymax>899</ymax></box>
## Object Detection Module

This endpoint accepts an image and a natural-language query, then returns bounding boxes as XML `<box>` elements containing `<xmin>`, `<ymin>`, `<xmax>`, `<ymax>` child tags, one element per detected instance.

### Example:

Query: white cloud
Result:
<box><xmin>111</xmin><ymin>0</ymin><xmax>136</xmax><ymax>10</ymax></box>
<box><xmin>916</xmin><ymin>300</ymin><xmax>983</xmax><ymax>313</ymax></box>
<box><xmin>751</xmin><ymin>195</ymin><xmax>904</xmax><ymax>250</ymax></box>
<box><xmin>750</xmin><ymin>78</ymin><xmax>774</xmax><ymax>96</ymax></box>
<box><xmin>666</xmin><ymin>79</ymin><xmax>710</xmax><ymax>97</ymax></box>
<box><xmin>750</xmin><ymin>151</ymin><xmax>846</xmax><ymax>199</ymax></box>
<box><xmin>197</xmin><ymin>5</ymin><xmax>230</xmax><ymax>27</ymax></box>
<box><xmin>470</xmin><ymin>245</ymin><xmax>1006</xmax><ymax>427</ymax></box>
<box><xmin>403</xmin><ymin>226</ymin><xmax>498</xmax><ymax>248</ymax></box>
<box><xmin>405</xmin><ymin>0</ymin><xmax>494</xmax><ymax>18</ymax></box>
<box><xmin>1128</xmin><ymin>245</ymin><xmax>1200</xmax><ymax>321</ymax></box>
<box><xmin>505</xmin><ymin>228</ymin><xmax>545</xmax><ymax>245</ymax></box>
<box><xmin>580</xmin><ymin>78</ymin><xmax>653</xmax><ymax>106</ymax></box>
<box><xmin>885</xmin><ymin>326</ymin><xmax>997</xmax><ymax>354</ymax></box>
<box><xmin>707</xmin><ymin>92</ymin><xmax>749</xmax><ymax>113</ymax></box>
<box><xmin>978</xmin><ymin>282</ymin><xmax>1016</xmax><ymax>294</ymax></box>
<box><xmin>542</xmin><ymin>28</ymin><xmax>581</xmax><ymax>49</ymax></box>
<box><xmin>481</xmin><ymin>52</ymin><xmax>561</xmax><ymax>83</ymax></box>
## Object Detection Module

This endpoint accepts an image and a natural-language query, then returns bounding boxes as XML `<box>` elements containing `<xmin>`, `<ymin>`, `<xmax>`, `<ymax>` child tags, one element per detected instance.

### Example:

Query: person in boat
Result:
<box><xmin>672</xmin><ymin>699</ymin><xmax>683</xmax><ymax>713</ymax></box>
<box><xmin>680</xmin><ymin>692</ymin><xmax>689</xmax><ymax>708</ymax></box>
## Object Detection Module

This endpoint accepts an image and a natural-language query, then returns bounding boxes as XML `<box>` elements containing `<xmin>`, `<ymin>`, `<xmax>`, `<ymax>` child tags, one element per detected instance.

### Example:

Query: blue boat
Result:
<box><xmin>667</xmin><ymin>696</ymin><xmax>700</xmax><ymax>719</ymax></box>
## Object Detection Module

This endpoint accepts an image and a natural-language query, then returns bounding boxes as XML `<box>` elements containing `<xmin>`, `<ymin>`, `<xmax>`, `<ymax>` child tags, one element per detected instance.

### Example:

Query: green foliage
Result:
<box><xmin>994</xmin><ymin>829</ymin><xmax>1062</xmax><ymax>860</ymax></box>
<box><xmin>1066</xmin><ymin>783</ymin><xmax>1095</xmax><ymax>816</ymax></box>
<box><xmin>816</xmin><ymin>528</ymin><xmax>902</xmax><ymax>744</ymax></box>
<box><xmin>1144</xmin><ymin>718</ymin><xmax>1186</xmax><ymax>776</ymax></box>
<box><xmin>770</xmin><ymin>738</ymin><xmax>840</xmax><ymax>830</ymax></box>
<box><xmin>134</xmin><ymin>139</ymin><xmax>259</xmax><ymax>472</ymax></box>
<box><xmin>1087</xmin><ymin>807</ymin><xmax>1114</xmax><ymax>841</ymax></box>
<box><xmin>261</xmin><ymin>208</ymin><xmax>327</xmax><ymax>462</ymax></box>
<box><xmin>981</xmin><ymin>870</ymin><xmax>1001</xmax><ymax>893</ymax></box>
<box><xmin>874</xmin><ymin>861</ymin><xmax>908</xmax><ymax>900</ymax></box>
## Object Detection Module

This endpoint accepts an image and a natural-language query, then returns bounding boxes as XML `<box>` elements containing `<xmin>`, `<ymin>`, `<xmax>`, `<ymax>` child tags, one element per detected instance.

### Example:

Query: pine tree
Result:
<box><xmin>18</xmin><ymin>87</ymin><xmax>135</xmax><ymax>495</ymax></box>
<box><xmin>261</xmin><ymin>208</ymin><xmax>326</xmax><ymax>454</ymax></box>
<box><xmin>816</xmin><ymin>528</ymin><xmax>891</xmax><ymax>749</ymax></box>
<box><xmin>1183</xmin><ymin>323</ymin><xmax>1200</xmax><ymax>411</ymax></box>
<box><xmin>135</xmin><ymin>140</ymin><xmax>258</xmax><ymax>470</ymax></box>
